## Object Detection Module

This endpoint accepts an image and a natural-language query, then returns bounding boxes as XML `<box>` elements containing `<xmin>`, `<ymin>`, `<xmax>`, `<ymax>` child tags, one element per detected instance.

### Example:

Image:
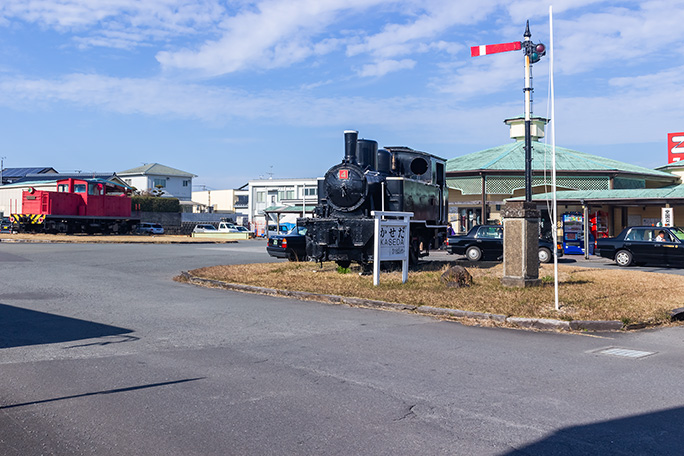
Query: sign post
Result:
<box><xmin>371</xmin><ymin>211</ymin><xmax>413</xmax><ymax>286</ymax></box>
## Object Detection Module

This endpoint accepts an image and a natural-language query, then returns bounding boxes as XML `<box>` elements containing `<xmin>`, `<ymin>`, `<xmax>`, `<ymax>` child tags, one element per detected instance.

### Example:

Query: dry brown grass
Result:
<box><xmin>188</xmin><ymin>261</ymin><xmax>684</xmax><ymax>325</ymax></box>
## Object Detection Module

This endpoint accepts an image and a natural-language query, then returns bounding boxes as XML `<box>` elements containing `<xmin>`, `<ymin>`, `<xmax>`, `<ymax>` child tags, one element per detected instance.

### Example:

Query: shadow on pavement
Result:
<box><xmin>504</xmin><ymin>406</ymin><xmax>684</xmax><ymax>455</ymax></box>
<box><xmin>0</xmin><ymin>377</ymin><xmax>204</xmax><ymax>410</ymax></box>
<box><xmin>0</xmin><ymin>303</ymin><xmax>134</xmax><ymax>349</ymax></box>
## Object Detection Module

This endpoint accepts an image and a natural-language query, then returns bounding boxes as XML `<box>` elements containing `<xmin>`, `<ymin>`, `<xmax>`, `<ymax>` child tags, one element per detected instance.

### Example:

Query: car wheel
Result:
<box><xmin>287</xmin><ymin>250</ymin><xmax>299</xmax><ymax>262</ymax></box>
<box><xmin>615</xmin><ymin>250</ymin><xmax>633</xmax><ymax>267</ymax></box>
<box><xmin>466</xmin><ymin>246</ymin><xmax>482</xmax><ymax>261</ymax></box>
<box><xmin>538</xmin><ymin>247</ymin><xmax>551</xmax><ymax>263</ymax></box>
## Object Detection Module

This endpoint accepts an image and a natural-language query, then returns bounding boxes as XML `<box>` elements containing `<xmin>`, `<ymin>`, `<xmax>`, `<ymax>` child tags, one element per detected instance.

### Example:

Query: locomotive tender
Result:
<box><xmin>301</xmin><ymin>130</ymin><xmax>448</xmax><ymax>268</ymax></box>
<box><xmin>7</xmin><ymin>177</ymin><xmax>139</xmax><ymax>234</ymax></box>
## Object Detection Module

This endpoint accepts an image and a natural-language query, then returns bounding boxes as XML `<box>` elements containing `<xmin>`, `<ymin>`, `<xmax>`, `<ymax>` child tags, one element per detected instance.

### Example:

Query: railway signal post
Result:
<box><xmin>471</xmin><ymin>21</ymin><xmax>546</xmax><ymax>287</ymax></box>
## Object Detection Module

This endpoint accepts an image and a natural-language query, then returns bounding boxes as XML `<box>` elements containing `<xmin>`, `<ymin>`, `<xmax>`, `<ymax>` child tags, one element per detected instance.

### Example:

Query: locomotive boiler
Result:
<box><xmin>300</xmin><ymin>130</ymin><xmax>448</xmax><ymax>268</ymax></box>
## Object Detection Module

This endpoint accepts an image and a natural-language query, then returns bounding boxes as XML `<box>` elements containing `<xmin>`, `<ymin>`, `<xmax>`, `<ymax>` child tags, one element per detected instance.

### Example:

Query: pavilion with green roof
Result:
<box><xmin>446</xmin><ymin>117</ymin><xmax>681</xmax><ymax>236</ymax></box>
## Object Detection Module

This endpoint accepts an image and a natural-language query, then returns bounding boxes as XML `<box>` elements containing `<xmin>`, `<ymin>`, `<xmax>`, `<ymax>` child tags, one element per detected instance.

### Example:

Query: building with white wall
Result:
<box><xmin>118</xmin><ymin>163</ymin><xmax>196</xmax><ymax>201</ymax></box>
<box><xmin>247</xmin><ymin>178</ymin><xmax>319</xmax><ymax>230</ymax></box>
<box><xmin>192</xmin><ymin>188</ymin><xmax>240</xmax><ymax>213</ymax></box>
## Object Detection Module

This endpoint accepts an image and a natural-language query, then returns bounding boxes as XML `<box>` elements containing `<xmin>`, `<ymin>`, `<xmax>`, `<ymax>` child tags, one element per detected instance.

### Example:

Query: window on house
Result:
<box><xmin>153</xmin><ymin>178</ymin><xmax>166</xmax><ymax>188</ymax></box>
<box><xmin>124</xmin><ymin>179</ymin><xmax>132</xmax><ymax>185</ymax></box>
<box><xmin>304</xmin><ymin>187</ymin><xmax>317</xmax><ymax>196</ymax></box>
<box><xmin>257</xmin><ymin>192</ymin><xmax>265</xmax><ymax>203</ymax></box>
<box><xmin>286</xmin><ymin>190</ymin><xmax>294</xmax><ymax>199</ymax></box>
<box><xmin>183</xmin><ymin>180</ymin><xmax>190</xmax><ymax>187</ymax></box>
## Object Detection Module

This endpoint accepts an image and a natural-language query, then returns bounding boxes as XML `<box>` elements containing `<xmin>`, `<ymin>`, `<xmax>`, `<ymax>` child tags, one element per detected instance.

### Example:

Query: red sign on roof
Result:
<box><xmin>668</xmin><ymin>132</ymin><xmax>684</xmax><ymax>164</ymax></box>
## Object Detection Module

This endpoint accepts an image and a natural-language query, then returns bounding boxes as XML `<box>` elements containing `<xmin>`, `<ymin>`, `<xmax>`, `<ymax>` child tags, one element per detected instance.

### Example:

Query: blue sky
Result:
<box><xmin>1</xmin><ymin>0</ymin><xmax>683</xmax><ymax>190</ymax></box>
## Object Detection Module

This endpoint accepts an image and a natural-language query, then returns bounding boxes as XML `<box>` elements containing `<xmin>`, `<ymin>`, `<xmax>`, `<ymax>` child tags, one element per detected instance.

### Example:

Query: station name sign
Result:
<box><xmin>371</xmin><ymin>211</ymin><xmax>413</xmax><ymax>286</ymax></box>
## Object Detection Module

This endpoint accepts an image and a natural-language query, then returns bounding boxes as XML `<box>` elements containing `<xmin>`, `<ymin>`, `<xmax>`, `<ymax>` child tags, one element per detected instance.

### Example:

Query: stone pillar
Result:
<box><xmin>501</xmin><ymin>201</ymin><xmax>541</xmax><ymax>287</ymax></box>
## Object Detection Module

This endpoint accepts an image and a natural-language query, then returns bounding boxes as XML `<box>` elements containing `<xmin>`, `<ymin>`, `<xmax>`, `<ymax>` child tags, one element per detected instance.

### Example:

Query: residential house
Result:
<box><xmin>118</xmin><ymin>163</ymin><xmax>196</xmax><ymax>201</ymax></box>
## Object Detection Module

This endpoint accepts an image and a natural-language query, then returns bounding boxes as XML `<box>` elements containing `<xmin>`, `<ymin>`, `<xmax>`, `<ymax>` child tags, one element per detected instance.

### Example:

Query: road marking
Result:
<box><xmin>596</xmin><ymin>347</ymin><xmax>655</xmax><ymax>359</ymax></box>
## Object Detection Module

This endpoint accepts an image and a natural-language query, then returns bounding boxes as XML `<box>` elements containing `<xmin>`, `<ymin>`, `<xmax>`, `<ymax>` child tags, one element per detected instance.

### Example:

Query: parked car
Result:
<box><xmin>596</xmin><ymin>226</ymin><xmax>684</xmax><ymax>267</ymax></box>
<box><xmin>138</xmin><ymin>222</ymin><xmax>164</xmax><ymax>235</ymax></box>
<box><xmin>217</xmin><ymin>221</ymin><xmax>238</xmax><ymax>232</ymax></box>
<box><xmin>234</xmin><ymin>226</ymin><xmax>255</xmax><ymax>238</ymax></box>
<box><xmin>1</xmin><ymin>217</ymin><xmax>13</xmax><ymax>233</ymax></box>
<box><xmin>266</xmin><ymin>226</ymin><xmax>308</xmax><ymax>261</ymax></box>
<box><xmin>267</xmin><ymin>223</ymin><xmax>295</xmax><ymax>238</ymax></box>
<box><xmin>446</xmin><ymin>225</ymin><xmax>563</xmax><ymax>263</ymax></box>
<box><xmin>193</xmin><ymin>224</ymin><xmax>218</xmax><ymax>233</ymax></box>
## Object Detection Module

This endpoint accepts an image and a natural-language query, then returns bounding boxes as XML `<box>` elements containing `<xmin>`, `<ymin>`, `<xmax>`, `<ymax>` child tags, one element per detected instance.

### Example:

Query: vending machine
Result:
<box><xmin>562</xmin><ymin>212</ymin><xmax>594</xmax><ymax>255</ymax></box>
<box><xmin>590</xmin><ymin>210</ymin><xmax>609</xmax><ymax>240</ymax></box>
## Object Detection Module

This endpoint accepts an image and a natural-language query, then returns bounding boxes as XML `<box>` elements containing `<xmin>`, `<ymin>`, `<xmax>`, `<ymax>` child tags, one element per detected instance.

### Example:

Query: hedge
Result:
<box><xmin>131</xmin><ymin>196</ymin><xmax>180</xmax><ymax>213</ymax></box>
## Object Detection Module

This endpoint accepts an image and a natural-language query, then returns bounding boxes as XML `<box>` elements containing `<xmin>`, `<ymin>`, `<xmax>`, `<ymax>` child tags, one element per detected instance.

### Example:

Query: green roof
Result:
<box><xmin>447</xmin><ymin>141</ymin><xmax>675</xmax><ymax>179</ymax></box>
<box><xmin>264</xmin><ymin>205</ymin><xmax>317</xmax><ymax>213</ymax></box>
<box><xmin>511</xmin><ymin>185</ymin><xmax>684</xmax><ymax>202</ymax></box>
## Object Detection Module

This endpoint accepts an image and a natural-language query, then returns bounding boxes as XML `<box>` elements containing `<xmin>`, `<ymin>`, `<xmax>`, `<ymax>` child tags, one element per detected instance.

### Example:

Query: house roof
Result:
<box><xmin>1</xmin><ymin>167</ymin><xmax>57</xmax><ymax>178</ymax></box>
<box><xmin>118</xmin><ymin>163</ymin><xmax>196</xmax><ymax>178</ymax></box>
<box><xmin>446</xmin><ymin>141</ymin><xmax>676</xmax><ymax>180</ymax></box>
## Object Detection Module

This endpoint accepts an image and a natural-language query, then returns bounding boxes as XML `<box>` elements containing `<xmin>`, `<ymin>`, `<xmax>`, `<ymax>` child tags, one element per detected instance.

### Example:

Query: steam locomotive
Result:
<box><xmin>300</xmin><ymin>130</ymin><xmax>449</xmax><ymax>268</ymax></box>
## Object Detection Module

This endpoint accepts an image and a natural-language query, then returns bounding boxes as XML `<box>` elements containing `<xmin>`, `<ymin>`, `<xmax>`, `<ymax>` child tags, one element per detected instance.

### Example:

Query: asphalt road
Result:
<box><xmin>1</xmin><ymin>240</ymin><xmax>684</xmax><ymax>455</ymax></box>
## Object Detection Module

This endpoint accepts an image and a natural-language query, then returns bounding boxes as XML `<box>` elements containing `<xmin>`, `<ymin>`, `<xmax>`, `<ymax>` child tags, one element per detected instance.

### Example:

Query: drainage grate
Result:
<box><xmin>597</xmin><ymin>348</ymin><xmax>655</xmax><ymax>359</ymax></box>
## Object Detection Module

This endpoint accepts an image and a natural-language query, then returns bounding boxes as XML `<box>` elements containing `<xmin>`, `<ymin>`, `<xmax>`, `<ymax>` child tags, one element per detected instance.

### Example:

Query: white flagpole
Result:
<box><xmin>550</xmin><ymin>6</ymin><xmax>559</xmax><ymax>311</ymax></box>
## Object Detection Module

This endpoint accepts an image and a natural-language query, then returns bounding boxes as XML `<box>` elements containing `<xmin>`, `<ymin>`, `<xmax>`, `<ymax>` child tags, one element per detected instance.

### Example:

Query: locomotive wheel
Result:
<box><xmin>465</xmin><ymin>246</ymin><xmax>482</xmax><ymax>261</ymax></box>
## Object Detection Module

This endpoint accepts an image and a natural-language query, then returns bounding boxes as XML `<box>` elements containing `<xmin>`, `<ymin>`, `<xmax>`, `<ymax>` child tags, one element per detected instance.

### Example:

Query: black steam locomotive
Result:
<box><xmin>300</xmin><ymin>130</ymin><xmax>449</xmax><ymax>268</ymax></box>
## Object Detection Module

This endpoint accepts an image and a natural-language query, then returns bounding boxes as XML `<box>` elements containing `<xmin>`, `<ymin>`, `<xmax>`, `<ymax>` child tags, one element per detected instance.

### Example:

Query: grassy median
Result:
<box><xmin>185</xmin><ymin>260</ymin><xmax>684</xmax><ymax>327</ymax></box>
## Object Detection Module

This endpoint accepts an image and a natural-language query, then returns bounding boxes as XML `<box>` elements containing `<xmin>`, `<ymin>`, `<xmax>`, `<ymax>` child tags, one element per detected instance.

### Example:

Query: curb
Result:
<box><xmin>179</xmin><ymin>272</ymin><xmax>637</xmax><ymax>332</ymax></box>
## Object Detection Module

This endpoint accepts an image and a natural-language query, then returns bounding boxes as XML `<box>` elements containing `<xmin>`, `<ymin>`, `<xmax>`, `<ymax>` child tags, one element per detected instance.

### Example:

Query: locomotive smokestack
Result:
<box><xmin>344</xmin><ymin>130</ymin><xmax>358</xmax><ymax>164</ymax></box>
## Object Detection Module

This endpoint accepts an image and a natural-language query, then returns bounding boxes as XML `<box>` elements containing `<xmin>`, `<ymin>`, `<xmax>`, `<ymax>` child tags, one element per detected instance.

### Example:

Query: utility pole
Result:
<box><xmin>0</xmin><ymin>156</ymin><xmax>5</xmax><ymax>186</ymax></box>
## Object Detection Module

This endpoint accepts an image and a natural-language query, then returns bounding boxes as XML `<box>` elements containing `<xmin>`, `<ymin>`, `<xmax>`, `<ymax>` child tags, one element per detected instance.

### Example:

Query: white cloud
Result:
<box><xmin>0</xmin><ymin>0</ymin><xmax>224</xmax><ymax>48</ymax></box>
<box><xmin>156</xmin><ymin>0</ymin><xmax>388</xmax><ymax>76</ymax></box>
<box><xmin>346</xmin><ymin>2</ymin><xmax>497</xmax><ymax>59</ymax></box>
<box><xmin>356</xmin><ymin>59</ymin><xmax>415</xmax><ymax>77</ymax></box>
<box><xmin>552</xmin><ymin>2</ymin><xmax>684</xmax><ymax>75</ymax></box>
<box><xmin>1</xmin><ymin>63</ymin><xmax>682</xmax><ymax>148</ymax></box>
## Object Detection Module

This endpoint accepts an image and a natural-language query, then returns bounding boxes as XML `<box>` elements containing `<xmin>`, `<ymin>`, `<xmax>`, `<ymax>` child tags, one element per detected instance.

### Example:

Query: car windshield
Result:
<box><xmin>288</xmin><ymin>226</ymin><xmax>307</xmax><ymax>236</ymax></box>
<box><xmin>476</xmin><ymin>226</ymin><xmax>502</xmax><ymax>238</ymax></box>
<box><xmin>669</xmin><ymin>227</ymin><xmax>684</xmax><ymax>241</ymax></box>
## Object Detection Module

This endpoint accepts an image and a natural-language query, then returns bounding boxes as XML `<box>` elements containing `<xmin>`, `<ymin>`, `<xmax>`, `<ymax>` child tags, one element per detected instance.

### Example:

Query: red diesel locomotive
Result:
<box><xmin>10</xmin><ymin>177</ymin><xmax>139</xmax><ymax>234</ymax></box>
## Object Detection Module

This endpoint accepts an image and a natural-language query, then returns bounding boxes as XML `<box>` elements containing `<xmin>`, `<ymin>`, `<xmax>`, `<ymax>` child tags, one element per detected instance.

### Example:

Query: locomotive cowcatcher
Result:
<box><xmin>10</xmin><ymin>177</ymin><xmax>139</xmax><ymax>234</ymax></box>
<box><xmin>300</xmin><ymin>130</ymin><xmax>449</xmax><ymax>268</ymax></box>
